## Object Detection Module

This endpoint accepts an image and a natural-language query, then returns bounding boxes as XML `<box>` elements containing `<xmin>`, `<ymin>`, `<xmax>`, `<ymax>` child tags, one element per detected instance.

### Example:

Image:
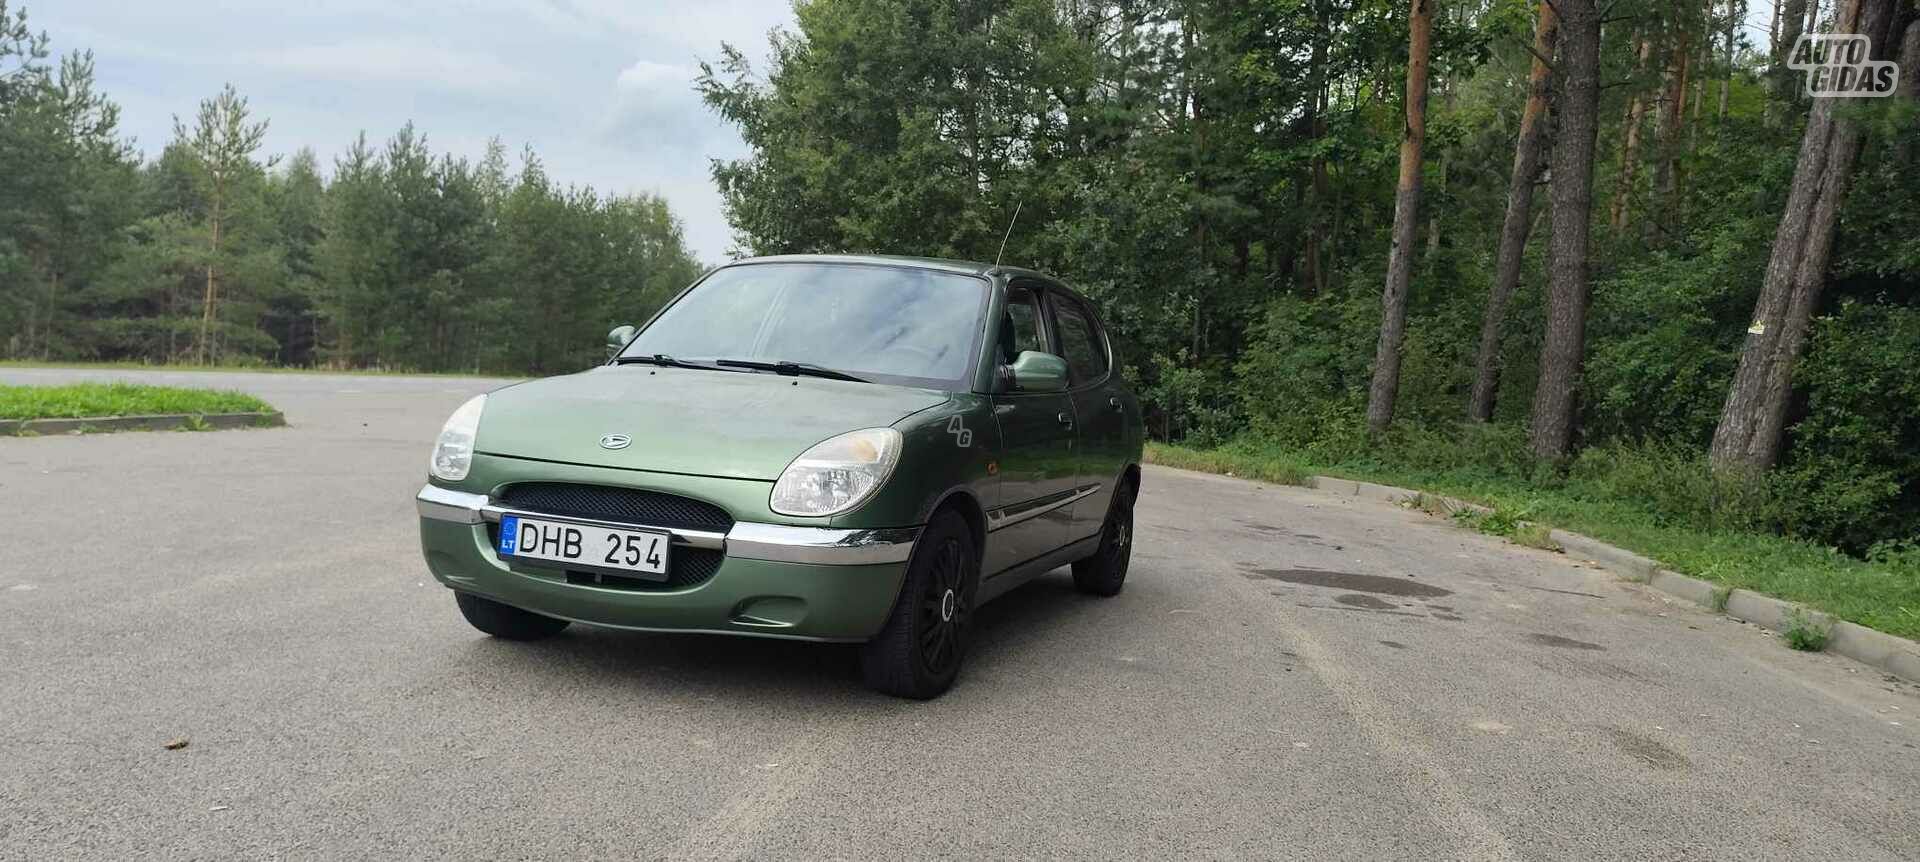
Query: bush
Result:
<box><xmin>1785</xmin><ymin>302</ymin><xmax>1920</xmax><ymax>550</ymax></box>
<box><xmin>1567</xmin><ymin>440</ymin><xmax>1786</xmax><ymax>534</ymax></box>
<box><xmin>1381</xmin><ymin>420</ymin><xmax>1538</xmax><ymax>480</ymax></box>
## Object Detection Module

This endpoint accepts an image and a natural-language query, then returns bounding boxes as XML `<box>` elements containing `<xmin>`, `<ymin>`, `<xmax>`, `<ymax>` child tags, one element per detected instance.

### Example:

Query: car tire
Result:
<box><xmin>860</xmin><ymin>510</ymin><xmax>977</xmax><ymax>700</ymax></box>
<box><xmin>454</xmin><ymin>592</ymin><xmax>570</xmax><ymax>641</ymax></box>
<box><xmin>1072</xmin><ymin>481</ymin><xmax>1135</xmax><ymax>597</ymax></box>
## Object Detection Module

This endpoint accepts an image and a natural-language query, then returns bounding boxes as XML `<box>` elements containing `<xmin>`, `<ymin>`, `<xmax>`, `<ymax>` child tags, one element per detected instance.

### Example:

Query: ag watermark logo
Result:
<box><xmin>1789</xmin><ymin>34</ymin><xmax>1900</xmax><ymax>97</ymax></box>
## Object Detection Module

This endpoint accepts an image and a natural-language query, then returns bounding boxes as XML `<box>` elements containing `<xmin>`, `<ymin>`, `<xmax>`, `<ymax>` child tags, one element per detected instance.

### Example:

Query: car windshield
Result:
<box><xmin>622</xmin><ymin>262</ymin><xmax>988</xmax><ymax>389</ymax></box>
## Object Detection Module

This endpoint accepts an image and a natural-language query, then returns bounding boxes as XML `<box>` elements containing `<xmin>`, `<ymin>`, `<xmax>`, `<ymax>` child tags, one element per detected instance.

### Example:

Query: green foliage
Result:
<box><xmin>1510</xmin><ymin>523</ymin><xmax>1559</xmax><ymax>551</ymax></box>
<box><xmin>1567</xmin><ymin>441</ymin><xmax>1786</xmax><ymax>534</ymax></box>
<box><xmin>1786</xmin><ymin>302</ymin><xmax>1920</xmax><ymax>551</ymax></box>
<box><xmin>1455</xmin><ymin>503</ymin><xmax>1527</xmax><ymax>538</ymax></box>
<box><xmin>1143</xmin><ymin>441</ymin><xmax>1312</xmax><ymax>487</ymax></box>
<box><xmin>0</xmin><ymin>7</ymin><xmax>705</xmax><ymax>375</ymax></box>
<box><xmin>0</xmin><ymin>382</ymin><xmax>271</xmax><ymax>419</ymax></box>
<box><xmin>1781</xmin><ymin>608</ymin><xmax>1831</xmax><ymax>652</ymax></box>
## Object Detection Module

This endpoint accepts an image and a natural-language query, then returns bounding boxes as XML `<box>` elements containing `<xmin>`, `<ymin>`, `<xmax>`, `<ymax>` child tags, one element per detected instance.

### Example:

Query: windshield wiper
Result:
<box><xmin>613</xmin><ymin>353</ymin><xmax>740</xmax><ymax>373</ymax></box>
<box><xmin>714</xmin><ymin>359</ymin><xmax>869</xmax><ymax>383</ymax></box>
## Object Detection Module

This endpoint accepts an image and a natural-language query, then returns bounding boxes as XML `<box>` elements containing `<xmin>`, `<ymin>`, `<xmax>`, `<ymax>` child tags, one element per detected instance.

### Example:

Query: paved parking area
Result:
<box><xmin>2</xmin><ymin>367</ymin><xmax>1916</xmax><ymax>859</ymax></box>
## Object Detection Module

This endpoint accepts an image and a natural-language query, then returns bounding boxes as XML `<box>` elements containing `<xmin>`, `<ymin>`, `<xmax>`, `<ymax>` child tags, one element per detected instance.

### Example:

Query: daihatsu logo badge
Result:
<box><xmin>599</xmin><ymin>434</ymin><xmax>632</xmax><ymax>450</ymax></box>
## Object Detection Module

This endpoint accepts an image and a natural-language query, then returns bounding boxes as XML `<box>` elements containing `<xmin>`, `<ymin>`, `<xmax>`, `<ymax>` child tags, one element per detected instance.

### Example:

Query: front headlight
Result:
<box><xmin>429</xmin><ymin>394</ymin><xmax>487</xmax><ymax>481</ymax></box>
<box><xmin>769</xmin><ymin>428</ymin><xmax>903</xmax><ymax>517</ymax></box>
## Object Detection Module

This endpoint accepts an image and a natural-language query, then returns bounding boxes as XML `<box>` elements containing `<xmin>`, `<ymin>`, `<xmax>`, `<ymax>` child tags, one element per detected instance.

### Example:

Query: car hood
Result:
<box><xmin>475</xmin><ymin>365</ymin><xmax>952</xmax><ymax>481</ymax></box>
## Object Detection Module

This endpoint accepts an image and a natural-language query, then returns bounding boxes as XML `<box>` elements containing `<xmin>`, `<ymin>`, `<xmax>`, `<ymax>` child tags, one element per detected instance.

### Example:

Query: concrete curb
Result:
<box><xmin>1169</xmin><ymin>461</ymin><xmax>1920</xmax><ymax>684</ymax></box>
<box><xmin>0</xmin><ymin>411</ymin><xmax>284</xmax><ymax>436</ymax></box>
<box><xmin>1380</xmin><ymin>482</ymin><xmax>1919</xmax><ymax>683</ymax></box>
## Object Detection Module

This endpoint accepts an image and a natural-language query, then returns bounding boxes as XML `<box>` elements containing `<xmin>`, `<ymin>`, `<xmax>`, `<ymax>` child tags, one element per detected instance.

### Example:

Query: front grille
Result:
<box><xmin>490</xmin><ymin>482</ymin><xmax>733</xmax><ymax>591</ymax></box>
<box><xmin>495</xmin><ymin>482</ymin><xmax>733</xmax><ymax>533</ymax></box>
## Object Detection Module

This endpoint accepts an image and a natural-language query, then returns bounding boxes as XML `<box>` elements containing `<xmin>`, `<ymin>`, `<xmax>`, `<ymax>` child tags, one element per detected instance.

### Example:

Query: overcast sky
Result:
<box><xmin>32</xmin><ymin>0</ymin><xmax>797</xmax><ymax>263</ymax></box>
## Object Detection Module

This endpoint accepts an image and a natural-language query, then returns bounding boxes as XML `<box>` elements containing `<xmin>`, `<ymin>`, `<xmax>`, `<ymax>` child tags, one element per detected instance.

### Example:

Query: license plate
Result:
<box><xmin>497</xmin><ymin>514</ymin><xmax>671</xmax><ymax>578</ymax></box>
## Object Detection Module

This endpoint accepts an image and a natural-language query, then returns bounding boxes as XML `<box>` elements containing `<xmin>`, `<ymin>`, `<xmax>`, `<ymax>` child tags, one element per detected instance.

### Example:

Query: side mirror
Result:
<box><xmin>1007</xmin><ymin>350</ymin><xmax>1069</xmax><ymax>392</ymax></box>
<box><xmin>605</xmin><ymin>324</ymin><xmax>636</xmax><ymax>358</ymax></box>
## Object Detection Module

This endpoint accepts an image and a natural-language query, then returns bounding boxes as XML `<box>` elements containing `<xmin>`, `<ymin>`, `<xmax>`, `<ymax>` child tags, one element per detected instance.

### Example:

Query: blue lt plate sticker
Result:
<box><xmin>498</xmin><ymin>515</ymin><xmax>520</xmax><ymax>554</ymax></box>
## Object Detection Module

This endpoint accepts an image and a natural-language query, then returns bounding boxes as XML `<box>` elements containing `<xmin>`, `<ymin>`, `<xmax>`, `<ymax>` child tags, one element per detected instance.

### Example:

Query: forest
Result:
<box><xmin>0</xmin><ymin>1</ymin><xmax>704</xmax><ymax>376</ymax></box>
<box><xmin>693</xmin><ymin>0</ymin><xmax>1920</xmax><ymax>558</ymax></box>
<box><xmin>3</xmin><ymin>0</ymin><xmax>1919</xmax><ymax>562</ymax></box>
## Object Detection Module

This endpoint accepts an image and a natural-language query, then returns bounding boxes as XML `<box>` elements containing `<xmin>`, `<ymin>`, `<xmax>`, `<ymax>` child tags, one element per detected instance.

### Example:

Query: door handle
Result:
<box><xmin>1057</xmin><ymin>412</ymin><xmax>1075</xmax><ymax>428</ymax></box>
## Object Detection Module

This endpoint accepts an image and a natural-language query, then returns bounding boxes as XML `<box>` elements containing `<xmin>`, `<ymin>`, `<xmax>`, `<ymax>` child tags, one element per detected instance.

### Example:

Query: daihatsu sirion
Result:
<box><xmin>416</xmin><ymin>255</ymin><xmax>1144</xmax><ymax>698</ymax></box>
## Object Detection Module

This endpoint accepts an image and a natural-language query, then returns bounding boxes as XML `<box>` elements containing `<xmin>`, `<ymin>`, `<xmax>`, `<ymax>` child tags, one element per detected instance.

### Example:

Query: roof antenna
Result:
<box><xmin>994</xmin><ymin>198</ymin><xmax>1024</xmax><ymax>267</ymax></box>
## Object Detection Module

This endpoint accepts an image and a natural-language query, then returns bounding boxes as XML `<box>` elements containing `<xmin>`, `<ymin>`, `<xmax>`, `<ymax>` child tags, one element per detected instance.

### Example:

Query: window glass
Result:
<box><xmin>1051</xmin><ymin>296</ymin><xmax>1108</xmax><ymax>383</ymax></box>
<box><xmin>625</xmin><ymin>263</ymin><xmax>987</xmax><ymax>388</ymax></box>
<box><xmin>1000</xmin><ymin>286</ymin><xmax>1047</xmax><ymax>363</ymax></box>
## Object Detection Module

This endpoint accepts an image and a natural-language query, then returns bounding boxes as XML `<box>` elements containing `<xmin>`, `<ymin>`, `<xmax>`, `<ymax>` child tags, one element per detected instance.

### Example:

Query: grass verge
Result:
<box><xmin>1146</xmin><ymin>440</ymin><xmax>1920</xmax><ymax>642</ymax></box>
<box><xmin>0</xmin><ymin>359</ymin><xmax>505</xmax><ymax>378</ymax></box>
<box><xmin>0</xmin><ymin>382</ymin><xmax>273</xmax><ymax>421</ymax></box>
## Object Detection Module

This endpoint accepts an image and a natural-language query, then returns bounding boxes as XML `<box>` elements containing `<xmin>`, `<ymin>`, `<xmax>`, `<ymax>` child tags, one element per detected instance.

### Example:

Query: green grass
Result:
<box><xmin>0</xmin><ymin>359</ymin><xmax>506</xmax><ymax>378</ymax></box>
<box><xmin>1782</xmin><ymin>609</ymin><xmax>1832</xmax><ymax>651</ymax></box>
<box><xmin>0</xmin><ymin>382</ymin><xmax>273</xmax><ymax>421</ymax></box>
<box><xmin>1147</xmin><ymin>440</ymin><xmax>1920</xmax><ymax>642</ymax></box>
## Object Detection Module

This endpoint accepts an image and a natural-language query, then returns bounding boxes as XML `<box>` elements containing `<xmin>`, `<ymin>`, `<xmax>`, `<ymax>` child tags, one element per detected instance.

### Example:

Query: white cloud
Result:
<box><xmin>616</xmin><ymin>59</ymin><xmax>697</xmax><ymax>90</ymax></box>
<box><xmin>247</xmin><ymin>38</ymin><xmax>525</xmax><ymax>93</ymax></box>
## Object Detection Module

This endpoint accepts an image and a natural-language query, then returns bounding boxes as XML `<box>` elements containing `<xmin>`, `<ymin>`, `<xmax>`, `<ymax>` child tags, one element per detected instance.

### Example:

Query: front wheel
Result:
<box><xmin>861</xmin><ymin>510</ymin><xmax>977</xmax><ymax>699</ymax></box>
<box><xmin>454</xmin><ymin>592</ymin><xmax>570</xmax><ymax>640</ymax></box>
<box><xmin>1072</xmin><ymin>482</ymin><xmax>1135</xmax><ymax>596</ymax></box>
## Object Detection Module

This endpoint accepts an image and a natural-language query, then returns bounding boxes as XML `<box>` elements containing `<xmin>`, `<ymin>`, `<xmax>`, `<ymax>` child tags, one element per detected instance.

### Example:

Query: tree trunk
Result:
<box><xmin>1612</xmin><ymin>37</ymin><xmax>1654</xmax><ymax>230</ymax></box>
<box><xmin>1469</xmin><ymin>0</ymin><xmax>1558</xmax><ymax>421</ymax></box>
<box><xmin>1774</xmin><ymin>0</ymin><xmax>1810</xmax><ymax>103</ymax></box>
<box><xmin>1807</xmin><ymin>0</ymin><xmax>1821</xmax><ymax>33</ymax></box>
<box><xmin>1720</xmin><ymin>0</ymin><xmax>1739</xmax><ymax>118</ymax></box>
<box><xmin>1650</xmin><ymin>34</ymin><xmax>1691</xmax><ymax>243</ymax></box>
<box><xmin>1710</xmin><ymin>0</ymin><xmax>1896</xmax><ymax>471</ymax></box>
<box><xmin>1897</xmin><ymin>20</ymin><xmax>1920</xmax><ymax>163</ymax></box>
<box><xmin>1365</xmin><ymin>0</ymin><xmax>1434</xmax><ymax>434</ymax></box>
<box><xmin>39</xmin><ymin>271</ymin><xmax>58</xmax><ymax>359</ymax></box>
<box><xmin>198</xmin><ymin>193</ymin><xmax>222</xmax><ymax>365</ymax></box>
<box><xmin>1528</xmin><ymin>0</ymin><xmax>1602</xmax><ymax>461</ymax></box>
<box><xmin>1305</xmin><ymin>5</ymin><xmax>1331</xmax><ymax>297</ymax></box>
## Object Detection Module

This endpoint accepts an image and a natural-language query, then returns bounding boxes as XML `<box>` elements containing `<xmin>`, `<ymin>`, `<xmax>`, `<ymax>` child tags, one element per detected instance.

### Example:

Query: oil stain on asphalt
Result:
<box><xmin>1240</xmin><ymin>567</ymin><xmax>1454</xmax><ymax>599</ymax></box>
<box><xmin>1528</xmin><ymin>633</ymin><xmax>1606</xmax><ymax>651</ymax></box>
<box><xmin>1608</xmin><ymin>728</ymin><xmax>1689</xmax><ymax>770</ymax></box>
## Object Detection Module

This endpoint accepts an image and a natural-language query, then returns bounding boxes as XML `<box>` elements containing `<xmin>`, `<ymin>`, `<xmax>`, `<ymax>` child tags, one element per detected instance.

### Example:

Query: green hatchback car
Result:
<box><xmin>416</xmin><ymin>254</ymin><xmax>1144</xmax><ymax>698</ymax></box>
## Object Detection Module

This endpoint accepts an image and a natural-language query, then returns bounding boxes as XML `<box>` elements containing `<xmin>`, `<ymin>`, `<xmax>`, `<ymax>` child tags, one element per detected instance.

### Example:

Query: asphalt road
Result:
<box><xmin>2</xmin><ymin>367</ymin><xmax>1916</xmax><ymax>860</ymax></box>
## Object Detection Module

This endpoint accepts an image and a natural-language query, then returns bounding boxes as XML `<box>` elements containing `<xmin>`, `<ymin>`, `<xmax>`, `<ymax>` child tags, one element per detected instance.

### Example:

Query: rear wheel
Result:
<box><xmin>861</xmin><ymin>510</ymin><xmax>977</xmax><ymax>699</ymax></box>
<box><xmin>1072</xmin><ymin>482</ymin><xmax>1135</xmax><ymax>597</ymax></box>
<box><xmin>454</xmin><ymin>592</ymin><xmax>570</xmax><ymax>640</ymax></box>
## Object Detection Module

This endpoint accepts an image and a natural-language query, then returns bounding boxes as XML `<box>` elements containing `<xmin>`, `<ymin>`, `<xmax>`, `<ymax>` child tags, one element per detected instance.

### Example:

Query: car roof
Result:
<box><xmin>722</xmin><ymin>253</ymin><xmax>1057</xmax><ymax>284</ymax></box>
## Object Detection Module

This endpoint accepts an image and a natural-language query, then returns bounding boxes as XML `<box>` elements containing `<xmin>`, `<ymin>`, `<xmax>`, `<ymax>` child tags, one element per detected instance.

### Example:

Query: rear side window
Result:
<box><xmin>1000</xmin><ymin>286</ymin><xmax>1048</xmax><ymax>363</ymax></box>
<box><xmin>1050</xmin><ymin>295</ymin><xmax>1108</xmax><ymax>384</ymax></box>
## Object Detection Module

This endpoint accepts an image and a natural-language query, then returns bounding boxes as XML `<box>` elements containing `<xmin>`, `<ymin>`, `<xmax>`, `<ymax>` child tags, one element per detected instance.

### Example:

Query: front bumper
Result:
<box><xmin>416</xmin><ymin>485</ymin><xmax>917</xmax><ymax>641</ymax></box>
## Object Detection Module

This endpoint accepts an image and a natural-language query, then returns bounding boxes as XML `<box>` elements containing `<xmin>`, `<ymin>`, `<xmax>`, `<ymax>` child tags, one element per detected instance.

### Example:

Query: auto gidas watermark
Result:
<box><xmin>1789</xmin><ymin>34</ymin><xmax>1901</xmax><ymax>97</ymax></box>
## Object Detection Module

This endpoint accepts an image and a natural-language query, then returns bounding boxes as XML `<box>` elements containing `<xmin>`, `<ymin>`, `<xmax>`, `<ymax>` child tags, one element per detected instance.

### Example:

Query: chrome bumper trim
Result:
<box><xmin>417</xmin><ymin>484</ymin><xmax>488</xmax><ymax>524</ymax></box>
<box><xmin>724</xmin><ymin>523</ymin><xmax>921</xmax><ymax>566</ymax></box>
<box><xmin>416</xmin><ymin>484</ymin><xmax>916</xmax><ymax>563</ymax></box>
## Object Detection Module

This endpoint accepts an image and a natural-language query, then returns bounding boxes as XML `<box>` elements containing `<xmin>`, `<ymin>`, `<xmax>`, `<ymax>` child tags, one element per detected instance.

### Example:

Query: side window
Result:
<box><xmin>999</xmin><ymin>286</ymin><xmax>1048</xmax><ymax>364</ymax></box>
<box><xmin>1050</xmin><ymin>295</ymin><xmax>1108</xmax><ymax>384</ymax></box>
